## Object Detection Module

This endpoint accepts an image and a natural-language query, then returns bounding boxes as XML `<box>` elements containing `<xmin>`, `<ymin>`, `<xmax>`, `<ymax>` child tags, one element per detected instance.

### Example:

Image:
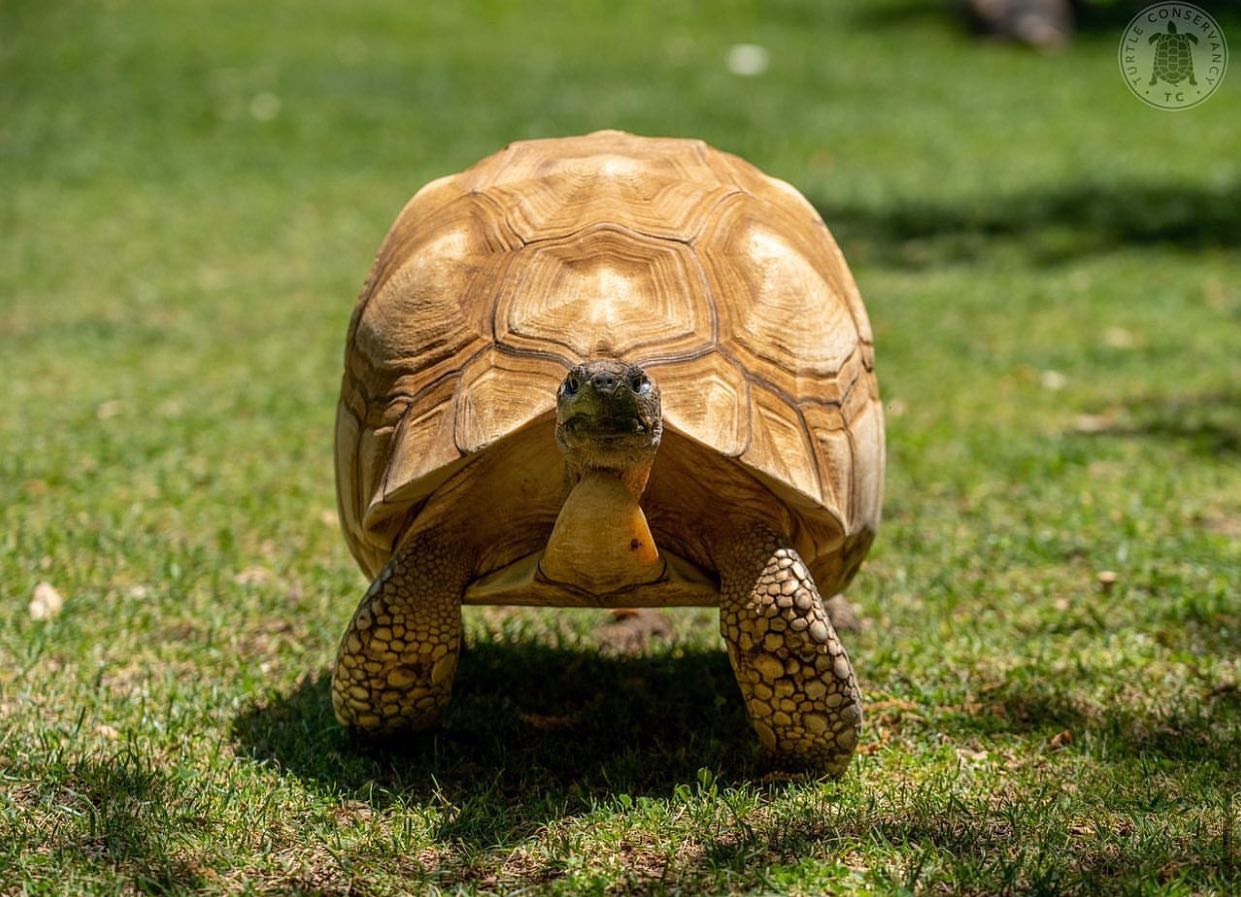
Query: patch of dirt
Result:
<box><xmin>595</xmin><ymin>609</ymin><xmax>674</xmax><ymax>655</ymax></box>
<box><xmin>519</xmin><ymin>712</ymin><xmax>579</xmax><ymax>731</ymax></box>
<box><xmin>234</xmin><ymin>619</ymin><xmax>303</xmax><ymax>659</ymax></box>
<box><xmin>1203</xmin><ymin>509</ymin><xmax>1241</xmax><ymax>538</ymax></box>
<box><xmin>618</xmin><ymin>838</ymin><xmax>673</xmax><ymax>881</ymax></box>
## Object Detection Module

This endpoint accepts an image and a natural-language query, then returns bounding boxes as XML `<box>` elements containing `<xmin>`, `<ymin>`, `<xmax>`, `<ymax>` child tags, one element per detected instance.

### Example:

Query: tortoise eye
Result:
<box><xmin>563</xmin><ymin>375</ymin><xmax>580</xmax><ymax>395</ymax></box>
<box><xmin>632</xmin><ymin>374</ymin><xmax>652</xmax><ymax>394</ymax></box>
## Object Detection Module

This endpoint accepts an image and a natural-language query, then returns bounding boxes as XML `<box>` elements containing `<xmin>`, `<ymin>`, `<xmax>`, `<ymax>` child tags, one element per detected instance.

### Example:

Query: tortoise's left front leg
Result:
<box><xmin>331</xmin><ymin>535</ymin><xmax>472</xmax><ymax>734</ymax></box>
<box><xmin>716</xmin><ymin>527</ymin><xmax>863</xmax><ymax>774</ymax></box>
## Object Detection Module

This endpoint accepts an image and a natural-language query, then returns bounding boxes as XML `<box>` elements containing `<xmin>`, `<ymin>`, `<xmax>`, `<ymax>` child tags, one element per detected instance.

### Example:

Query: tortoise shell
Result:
<box><xmin>336</xmin><ymin>130</ymin><xmax>883</xmax><ymax>602</ymax></box>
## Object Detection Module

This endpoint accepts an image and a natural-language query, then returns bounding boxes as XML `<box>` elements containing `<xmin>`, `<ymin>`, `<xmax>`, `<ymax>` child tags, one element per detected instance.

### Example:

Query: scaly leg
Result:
<box><xmin>717</xmin><ymin>527</ymin><xmax>863</xmax><ymax>774</ymax></box>
<box><xmin>331</xmin><ymin>535</ymin><xmax>470</xmax><ymax>734</ymax></box>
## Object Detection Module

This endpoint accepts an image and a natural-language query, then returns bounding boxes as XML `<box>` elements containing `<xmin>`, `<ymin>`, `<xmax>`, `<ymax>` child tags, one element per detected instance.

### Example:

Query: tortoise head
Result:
<box><xmin>555</xmin><ymin>360</ymin><xmax>662</xmax><ymax>473</ymax></box>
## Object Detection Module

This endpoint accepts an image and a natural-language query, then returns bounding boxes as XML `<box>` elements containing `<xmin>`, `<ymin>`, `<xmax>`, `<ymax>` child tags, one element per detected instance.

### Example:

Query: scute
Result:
<box><xmin>334</xmin><ymin>400</ymin><xmax>372</xmax><ymax>570</ymax></box>
<box><xmin>476</xmin><ymin>130</ymin><xmax>722</xmax><ymax>190</ymax></box>
<box><xmin>802</xmin><ymin>403</ymin><xmax>852</xmax><ymax>515</ymax></box>
<box><xmin>484</xmin><ymin>169</ymin><xmax>736</xmax><ymax>243</ymax></box>
<box><xmin>713</xmin><ymin>151</ymin><xmax>873</xmax><ymax>344</ymax></box>
<box><xmin>349</xmin><ymin>192</ymin><xmax>520</xmax><ymax>401</ymax></box>
<box><xmin>846</xmin><ymin>395</ymin><xmax>885</xmax><ymax>536</ymax></box>
<box><xmin>337</xmin><ymin>131</ymin><xmax>882</xmax><ymax>585</ymax></box>
<box><xmin>353</xmin><ymin>378</ymin><xmax>463</xmax><ymax>569</ymax></box>
<box><xmin>645</xmin><ymin>353</ymin><xmax>750</xmax><ymax>458</ymax></box>
<box><xmin>454</xmin><ymin>351</ymin><xmax>564</xmax><ymax>453</ymax></box>
<box><xmin>494</xmin><ymin>225</ymin><xmax>711</xmax><ymax>363</ymax></box>
<box><xmin>699</xmin><ymin>193</ymin><xmax>860</xmax><ymax>400</ymax></box>
<box><xmin>743</xmin><ymin>384</ymin><xmax>823</xmax><ymax>504</ymax></box>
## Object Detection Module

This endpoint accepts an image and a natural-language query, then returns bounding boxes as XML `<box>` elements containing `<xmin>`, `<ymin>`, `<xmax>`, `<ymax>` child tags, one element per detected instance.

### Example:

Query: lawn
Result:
<box><xmin>2</xmin><ymin>0</ymin><xmax>1239</xmax><ymax>894</ymax></box>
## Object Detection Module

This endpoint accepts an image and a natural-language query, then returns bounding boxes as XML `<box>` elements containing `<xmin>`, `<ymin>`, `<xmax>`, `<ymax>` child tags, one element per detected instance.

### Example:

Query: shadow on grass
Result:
<box><xmin>815</xmin><ymin>180</ymin><xmax>1241</xmax><ymax>268</ymax></box>
<box><xmin>1076</xmin><ymin>387</ymin><xmax>1241</xmax><ymax>459</ymax></box>
<box><xmin>228</xmin><ymin>634</ymin><xmax>1241</xmax><ymax>891</ymax></box>
<box><xmin>703</xmin><ymin>770</ymin><xmax>1238</xmax><ymax>896</ymax></box>
<box><xmin>233</xmin><ymin>637</ymin><xmax>759</xmax><ymax>843</ymax></box>
<box><xmin>233</xmin><ymin>631</ymin><xmax>1241</xmax><ymax>847</ymax></box>
<box><xmin>954</xmin><ymin>683</ymin><xmax>1241</xmax><ymax>769</ymax></box>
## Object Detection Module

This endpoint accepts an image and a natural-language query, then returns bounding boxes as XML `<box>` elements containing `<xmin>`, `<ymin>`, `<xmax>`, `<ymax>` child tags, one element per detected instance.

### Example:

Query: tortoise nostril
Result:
<box><xmin>591</xmin><ymin>371</ymin><xmax>620</xmax><ymax>393</ymax></box>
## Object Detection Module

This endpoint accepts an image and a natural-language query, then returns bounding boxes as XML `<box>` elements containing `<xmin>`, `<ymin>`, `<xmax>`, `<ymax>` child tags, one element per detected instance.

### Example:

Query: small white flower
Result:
<box><xmin>726</xmin><ymin>44</ymin><xmax>769</xmax><ymax>77</ymax></box>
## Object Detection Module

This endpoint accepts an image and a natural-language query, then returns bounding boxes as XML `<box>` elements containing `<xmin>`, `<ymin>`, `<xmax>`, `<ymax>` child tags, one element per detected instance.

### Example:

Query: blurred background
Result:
<box><xmin>2</xmin><ymin>0</ymin><xmax>1239</xmax><ymax>893</ymax></box>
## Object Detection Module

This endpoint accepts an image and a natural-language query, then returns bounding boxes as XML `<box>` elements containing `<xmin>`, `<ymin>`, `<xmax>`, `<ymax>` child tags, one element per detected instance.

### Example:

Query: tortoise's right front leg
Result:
<box><xmin>331</xmin><ymin>535</ymin><xmax>471</xmax><ymax>734</ymax></box>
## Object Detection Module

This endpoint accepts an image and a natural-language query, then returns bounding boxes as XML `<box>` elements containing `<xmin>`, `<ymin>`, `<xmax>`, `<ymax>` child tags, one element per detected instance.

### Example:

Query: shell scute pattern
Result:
<box><xmin>337</xmin><ymin>131</ymin><xmax>882</xmax><ymax>579</ymax></box>
<box><xmin>348</xmin><ymin>192</ymin><xmax>520</xmax><ymax>398</ymax></box>
<box><xmin>644</xmin><ymin>353</ymin><xmax>751</xmax><ymax>458</ymax></box>
<box><xmin>454</xmin><ymin>350</ymin><xmax>566</xmax><ymax>453</ymax></box>
<box><xmin>696</xmin><ymin>194</ymin><xmax>861</xmax><ymax>402</ymax></box>
<box><xmin>492</xmin><ymin>225</ymin><xmax>712</xmax><ymax>362</ymax></box>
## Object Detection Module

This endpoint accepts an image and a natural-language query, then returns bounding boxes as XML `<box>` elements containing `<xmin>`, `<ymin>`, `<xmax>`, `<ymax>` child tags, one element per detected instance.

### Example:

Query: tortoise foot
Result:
<box><xmin>719</xmin><ymin>529</ymin><xmax>863</xmax><ymax>775</ymax></box>
<box><xmin>330</xmin><ymin>537</ymin><xmax>467</xmax><ymax>734</ymax></box>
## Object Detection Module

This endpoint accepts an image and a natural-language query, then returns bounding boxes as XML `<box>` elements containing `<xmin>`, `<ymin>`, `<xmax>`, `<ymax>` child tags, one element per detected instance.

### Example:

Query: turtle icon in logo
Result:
<box><xmin>1149</xmin><ymin>22</ymin><xmax>1198</xmax><ymax>86</ymax></box>
<box><xmin>1118</xmin><ymin>3</ymin><xmax>1228</xmax><ymax>110</ymax></box>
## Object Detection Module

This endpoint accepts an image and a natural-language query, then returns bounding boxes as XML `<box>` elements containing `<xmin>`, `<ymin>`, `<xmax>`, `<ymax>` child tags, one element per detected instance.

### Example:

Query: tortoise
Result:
<box><xmin>1149</xmin><ymin>22</ymin><xmax>1198</xmax><ymax>86</ymax></box>
<box><xmin>332</xmin><ymin>130</ymin><xmax>884</xmax><ymax>772</ymax></box>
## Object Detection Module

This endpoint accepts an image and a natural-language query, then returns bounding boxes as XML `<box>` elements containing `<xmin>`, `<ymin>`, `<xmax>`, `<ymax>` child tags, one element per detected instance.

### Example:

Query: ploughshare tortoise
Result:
<box><xmin>332</xmin><ymin>130</ymin><xmax>885</xmax><ymax>773</ymax></box>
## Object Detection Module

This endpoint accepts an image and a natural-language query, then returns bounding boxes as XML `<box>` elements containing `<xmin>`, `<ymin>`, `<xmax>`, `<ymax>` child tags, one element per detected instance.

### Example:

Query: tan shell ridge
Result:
<box><xmin>336</xmin><ymin>131</ymin><xmax>883</xmax><ymax>587</ymax></box>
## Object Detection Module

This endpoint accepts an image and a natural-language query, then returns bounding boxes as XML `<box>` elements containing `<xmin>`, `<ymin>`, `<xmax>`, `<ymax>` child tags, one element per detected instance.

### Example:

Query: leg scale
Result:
<box><xmin>331</xmin><ymin>537</ymin><xmax>469</xmax><ymax>734</ymax></box>
<box><xmin>718</xmin><ymin>528</ymin><xmax>863</xmax><ymax>774</ymax></box>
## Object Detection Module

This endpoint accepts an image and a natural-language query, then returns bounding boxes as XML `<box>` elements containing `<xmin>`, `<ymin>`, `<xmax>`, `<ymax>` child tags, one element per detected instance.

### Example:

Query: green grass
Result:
<box><xmin>3</xmin><ymin>0</ymin><xmax>1240</xmax><ymax>893</ymax></box>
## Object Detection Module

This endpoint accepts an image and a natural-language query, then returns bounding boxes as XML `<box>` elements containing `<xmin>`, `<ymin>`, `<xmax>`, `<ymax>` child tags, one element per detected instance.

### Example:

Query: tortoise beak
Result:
<box><xmin>562</xmin><ymin>411</ymin><xmax>649</xmax><ymax>438</ymax></box>
<box><xmin>561</xmin><ymin>379</ymin><xmax>640</xmax><ymax>422</ymax></box>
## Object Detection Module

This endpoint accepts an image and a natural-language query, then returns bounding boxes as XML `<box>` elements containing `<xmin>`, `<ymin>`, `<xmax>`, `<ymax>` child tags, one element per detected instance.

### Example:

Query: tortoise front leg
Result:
<box><xmin>717</xmin><ymin>527</ymin><xmax>863</xmax><ymax>774</ymax></box>
<box><xmin>331</xmin><ymin>535</ymin><xmax>471</xmax><ymax>734</ymax></box>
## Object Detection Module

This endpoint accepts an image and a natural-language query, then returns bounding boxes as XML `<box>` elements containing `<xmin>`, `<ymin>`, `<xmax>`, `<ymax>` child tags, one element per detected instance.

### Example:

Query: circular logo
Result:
<box><xmin>1118</xmin><ymin>3</ymin><xmax>1228</xmax><ymax>110</ymax></box>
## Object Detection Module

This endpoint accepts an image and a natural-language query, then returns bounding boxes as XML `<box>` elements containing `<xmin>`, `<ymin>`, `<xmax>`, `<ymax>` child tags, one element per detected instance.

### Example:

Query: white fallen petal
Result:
<box><xmin>249</xmin><ymin>92</ymin><xmax>281</xmax><ymax>121</ymax></box>
<box><xmin>1103</xmin><ymin>327</ymin><xmax>1136</xmax><ymax>349</ymax></box>
<box><xmin>1040</xmin><ymin>369</ymin><xmax>1067</xmax><ymax>391</ymax></box>
<box><xmin>29</xmin><ymin>581</ymin><xmax>64</xmax><ymax>620</ymax></box>
<box><xmin>726</xmin><ymin>43</ymin><xmax>769</xmax><ymax>76</ymax></box>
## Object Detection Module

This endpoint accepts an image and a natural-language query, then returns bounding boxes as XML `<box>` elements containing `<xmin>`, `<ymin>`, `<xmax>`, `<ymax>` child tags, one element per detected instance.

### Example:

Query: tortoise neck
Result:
<box><xmin>566</xmin><ymin>458</ymin><xmax>653</xmax><ymax>501</ymax></box>
<box><xmin>542</xmin><ymin>464</ymin><xmax>663</xmax><ymax>592</ymax></box>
